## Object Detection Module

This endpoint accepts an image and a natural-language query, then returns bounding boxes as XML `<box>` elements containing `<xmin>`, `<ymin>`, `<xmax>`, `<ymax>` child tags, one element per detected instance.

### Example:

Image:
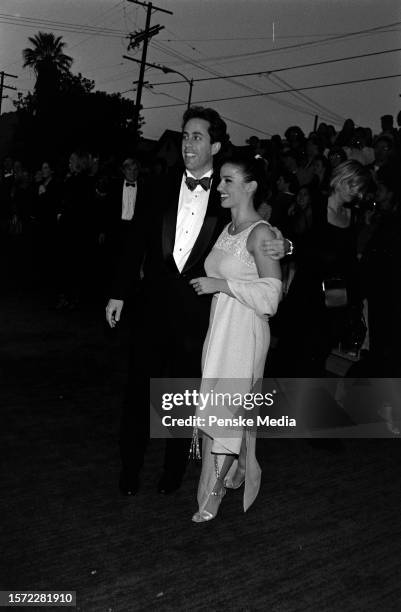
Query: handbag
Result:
<box><xmin>322</xmin><ymin>277</ymin><xmax>348</xmax><ymax>308</ymax></box>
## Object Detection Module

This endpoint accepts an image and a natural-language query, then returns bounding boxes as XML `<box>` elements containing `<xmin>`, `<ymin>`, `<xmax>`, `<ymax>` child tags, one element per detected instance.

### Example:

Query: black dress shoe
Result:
<box><xmin>119</xmin><ymin>471</ymin><xmax>139</xmax><ymax>496</ymax></box>
<box><xmin>157</xmin><ymin>472</ymin><xmax>182</xmax><ymax>494</ymax></box>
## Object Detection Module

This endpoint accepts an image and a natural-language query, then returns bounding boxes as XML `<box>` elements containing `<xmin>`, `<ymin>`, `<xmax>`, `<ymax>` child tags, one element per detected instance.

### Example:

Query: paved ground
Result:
<box><xmin>1</xmin><ymin>253</ymin><xmax>401</xmax><ymax>611</ymax></box>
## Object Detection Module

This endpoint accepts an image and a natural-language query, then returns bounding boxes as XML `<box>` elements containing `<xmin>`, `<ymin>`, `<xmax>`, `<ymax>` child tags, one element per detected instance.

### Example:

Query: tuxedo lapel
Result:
<box><xmin>161</xmin><ymin>172</ymin><xmax>182</xmax><ymax>263</ymax></box>
<box><xmin>181</xmin><ymin>181</ymin><xmax>221</xmax><ymax>274</ymax></box>
<box><xmin>111</xmin><ymin>180</ymin><xmax>124</xmax><ymax>222</ymax></box>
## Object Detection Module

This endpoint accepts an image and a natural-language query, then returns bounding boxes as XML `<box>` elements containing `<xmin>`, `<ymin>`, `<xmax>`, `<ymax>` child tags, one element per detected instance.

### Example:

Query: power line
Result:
<box><xmin>220</xmin><ymin>114</ymin><xmax>272</xmax><ymax>138</ymax></box>
<box><xmin>163</xmin><ymin>26</ymin><xmax>202</xmax><ymax>55</ymax></box>
<box><xmin>143</xmin><ymin>85</ymin><xmax>274</xmax><ymax>137</ymax></box>
<box><xmin>0</xmin><ymin>2</ymin><xmax>131</xmax><ymax>74</ymax></box>
<box><xmin>146</xmin><ymin>40</ymin><xmax>335</xmax><ymax>124</ymax></box>
<box><xmin>138</xmin><ymin>75</ymin><xmax>343</xmax><ymax>125</ymax></box>
<box><xmin>139</xmin><ymin>39</ymin><xmax>343</xmax><ymax>125</ymax></box>
<box><xmin>0</xmin><ymin>11</ymin><xmax>126</xmax><ymax>33</ymax></box>
<box><xmin>158</xmin><ymin>29</ymin><xmax>401</xmax><ymax>42</ymax></box>
<box><xmin>149</xmin><ymin>80</ymin><xmax>343</xmax><ymax>125</ymax></box>
<box><xmin>68</xmin><ymin>1</ymin><xmax>127</xmax><ymax>51</ymax></box>
<box><xmin>149</xmin><ymin>47</ymin><xmax>401</xmax><ymax>86</ymax></box>
<box><xmin>0</xmin><ymin>13</ymin><xmax>127</xmax><ymax>37</ymax></box>
<box><xmin>263</xmin><ymin>72</ymin><xmax>343</xmax><ymax>125</ymax></box>
<box><xmin>147</xmin><ymin>20</ymin><xmax>398</xmax><ymax>125</ymax></box>
<box><xmin>142</xmin><ymin>81</ymin><xmax>344</xmax><ymax>125</ymax></box>
<box><xmin>143</xmin><ymin>72</ymin><xmax>401</xmax><ymax>109</ymax></box>
<box><xmin>0</xmin><ymin>20</ymin><xmax>125</xmax><ymax>38</ymax></box>
<box><xmin>150</xmin><ymin>40</ymin><xmax>342</xmax><ymax>125</ymax></box>
<box><xmin>181</xmin><ymin>20</ymin><xmax>401</xmax><ymax>66</ymax></box>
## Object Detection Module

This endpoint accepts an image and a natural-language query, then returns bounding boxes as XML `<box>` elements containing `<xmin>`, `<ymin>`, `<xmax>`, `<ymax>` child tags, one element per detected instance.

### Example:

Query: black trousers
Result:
<box><xmin>119</xmin><ymin>298</ymin><xmax>205</xmax><ymax>480</ymax></box>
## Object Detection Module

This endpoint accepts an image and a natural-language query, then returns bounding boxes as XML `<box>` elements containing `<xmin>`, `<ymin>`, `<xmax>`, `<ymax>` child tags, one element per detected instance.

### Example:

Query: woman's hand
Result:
<box><xmin>190</xmin><ymin>277</ymin><xmax>222</xmax><ymax>295</ymax></box>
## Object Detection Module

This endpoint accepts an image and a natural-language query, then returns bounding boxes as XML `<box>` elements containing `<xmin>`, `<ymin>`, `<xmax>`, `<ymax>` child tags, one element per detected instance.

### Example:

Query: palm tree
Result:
<box><xmin>22</xmin><ymin>32</ymin><xmax>73</xmax><ymax>150</ymax></box>
<box><xmin>22</xmin><ymin>32</ymin><xmax>73</xmax><ymax>100</ymax></box>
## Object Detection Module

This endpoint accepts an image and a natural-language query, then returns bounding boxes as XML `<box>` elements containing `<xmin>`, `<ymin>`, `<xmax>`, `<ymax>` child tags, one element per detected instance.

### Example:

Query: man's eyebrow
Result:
<box><xmin>183</xmin><ymin>130</ymin><xmax>204</xmax><ymax>136</ymax></box>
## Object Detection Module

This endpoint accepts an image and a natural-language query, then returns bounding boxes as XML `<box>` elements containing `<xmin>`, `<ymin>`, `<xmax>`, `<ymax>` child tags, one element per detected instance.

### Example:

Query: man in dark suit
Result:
<box><xmin>106</xmin><ymin>106</ymin><xmax>288</xmax><ymax>496</ymax></box>
<box><xmin>97</xmin><ymin>156</ymin><xmax>151</xmax><ymax>303</ymax></box>
<box><xmin>104</xmin><ymin>157</ymin><xmax>148</xmax><ymax>277</ymax></box>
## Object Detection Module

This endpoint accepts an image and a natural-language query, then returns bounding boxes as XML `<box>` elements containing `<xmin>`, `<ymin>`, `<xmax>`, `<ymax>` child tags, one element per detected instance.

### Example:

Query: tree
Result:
<box><xmin>22</xmin><ymin>32</ymin><xmax>73</xmax><ymax>123</ymax></box>
<box><xmin>22</xmin><ymin>31</ymin><xmax>73</xmax><ymax>88</ymax></box>
<box><xmin>14</xmin><ymin>70</ymin><xmax>138</xmax><ymax>160</ymax></box>
<box><xmin>16</xmin><ymin>32</ymin><xmax>143</xmax><ymax>160</ymax></box>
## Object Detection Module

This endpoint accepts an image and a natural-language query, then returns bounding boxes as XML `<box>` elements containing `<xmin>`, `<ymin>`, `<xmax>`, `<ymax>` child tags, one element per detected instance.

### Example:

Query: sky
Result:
<box><xmin>1</xmin><ymin>0</ymin><xmax>400</xmax><ymax>145</ymax></box>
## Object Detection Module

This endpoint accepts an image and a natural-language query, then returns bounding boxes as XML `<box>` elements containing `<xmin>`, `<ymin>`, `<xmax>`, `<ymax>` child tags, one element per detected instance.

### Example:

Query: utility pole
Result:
<box><xmin>123</xmin><ymin>56</ymin><xmax>193</xmax><ymax>109</ymax></box>
<box><xmin>126</xmin><ymin>0</ymin><xmax>173</xmax><ymax>137</ymax></box>
<box><xmin>0</xmin><ymin>71</ymin><xmax>18</xmax><ymax>115</ymax></box>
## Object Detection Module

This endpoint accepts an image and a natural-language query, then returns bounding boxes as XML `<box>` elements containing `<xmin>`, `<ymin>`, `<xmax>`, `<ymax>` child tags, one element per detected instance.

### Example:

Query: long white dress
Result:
<box><xmin>196</xmin><ymin>220</ymin><xmax>282</xmax><ymax>512</ymax></box>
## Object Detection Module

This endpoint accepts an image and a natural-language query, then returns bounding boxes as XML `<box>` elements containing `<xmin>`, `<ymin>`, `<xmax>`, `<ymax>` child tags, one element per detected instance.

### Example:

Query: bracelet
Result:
<box><xmin>286</xmin><ymin>239</ymin><xmax>294</xmax><ymax>256</ymax></box>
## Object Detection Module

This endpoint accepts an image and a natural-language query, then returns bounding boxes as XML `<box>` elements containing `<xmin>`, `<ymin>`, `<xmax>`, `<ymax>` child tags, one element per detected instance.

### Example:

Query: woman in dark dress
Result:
<box><xmin>272</xmin><ymin>160</ymin><xmax>371</xmax><ymax>377</ymax></box>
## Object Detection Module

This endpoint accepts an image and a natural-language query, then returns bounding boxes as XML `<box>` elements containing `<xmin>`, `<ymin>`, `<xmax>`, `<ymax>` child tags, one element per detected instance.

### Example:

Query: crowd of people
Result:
<box><xmin>2</xmin><ymin>107</ymin><xmax>400</xmax><ymax>520</ymax></box>
<box><xmin>0</xmin><ymin>150</ymin><xmax>161</xmax><ymax>306</ymax></box>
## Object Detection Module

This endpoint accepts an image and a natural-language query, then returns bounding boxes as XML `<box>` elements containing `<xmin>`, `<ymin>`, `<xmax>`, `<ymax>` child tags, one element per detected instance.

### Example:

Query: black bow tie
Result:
<box><xmin>125</xmin><ymin>181</ymin><xmax>136</xmax><ymax>188</ymax></box>
<box><xmin>185</xmin><ymin>175</ymin><xmax>211</xmax><ymax>191</ymax></box>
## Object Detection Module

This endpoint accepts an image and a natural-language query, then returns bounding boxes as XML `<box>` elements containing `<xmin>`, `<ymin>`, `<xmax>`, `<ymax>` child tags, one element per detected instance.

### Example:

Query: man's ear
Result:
<box><xmin>211</xmin><ymin>142</ymin><xmax>221</xmax><ymax>156</ymax></box>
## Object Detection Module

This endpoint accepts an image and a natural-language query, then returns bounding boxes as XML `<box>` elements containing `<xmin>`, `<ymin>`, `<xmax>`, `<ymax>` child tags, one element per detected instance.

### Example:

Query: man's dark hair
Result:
<box><xmin>122</xmin><ymin>157</ymin><xmax>139</xmax><ymax>169</ymax></box>
<box><xmin>182</xmin><ymin>106</ymin><xmax>229</xmax><ymax>146</ymax></box>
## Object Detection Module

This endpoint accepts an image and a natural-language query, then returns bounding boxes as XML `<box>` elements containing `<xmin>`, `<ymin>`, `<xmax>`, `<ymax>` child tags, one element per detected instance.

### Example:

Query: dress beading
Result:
<box><xmin>213</xmin><ymin>222</ymin><xmax>270</xmax><ymax>268</ymax></box>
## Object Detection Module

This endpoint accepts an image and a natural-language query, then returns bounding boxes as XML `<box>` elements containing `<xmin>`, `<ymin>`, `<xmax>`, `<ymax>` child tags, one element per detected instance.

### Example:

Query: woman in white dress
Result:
<box><xmin>190</xmin><ymin>153</ymin><xmax>282</xmax><ymax>522</ymax></box>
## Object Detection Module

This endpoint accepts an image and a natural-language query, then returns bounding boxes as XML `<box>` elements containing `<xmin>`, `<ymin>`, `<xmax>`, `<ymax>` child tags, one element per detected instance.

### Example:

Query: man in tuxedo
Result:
<box><xmin>106</xmin><ymin>106</ymin><xmax>287</xmax><ymax>496</ymax></box>
<box><xmin>98</xmin><ymin>156</ymin><xmax>150</xmax><ymax>300</ymax></box>
<box><xmin>107</xmin><ymin>157</ymin><xmax>147</xmax><ymax>259</ymax></box>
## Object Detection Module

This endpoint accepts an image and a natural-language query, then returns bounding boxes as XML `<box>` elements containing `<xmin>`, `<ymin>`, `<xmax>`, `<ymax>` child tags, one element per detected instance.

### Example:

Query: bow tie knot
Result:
<box><xmin>185</xmin><ymin>175</ymin><xmax>211</xmax><ymax>191</ymax></box>
<box><xmin>125</xmin><ymin>181</ymin><xmax>136</xmax><ymax>188</ymax></box>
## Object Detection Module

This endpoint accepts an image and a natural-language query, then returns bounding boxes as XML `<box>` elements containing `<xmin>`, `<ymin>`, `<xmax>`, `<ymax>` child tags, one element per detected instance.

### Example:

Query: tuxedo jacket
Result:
<box><xmin>111</xmin><ymin>167</ymin><xmax>230</xmax><ymax>373</ymax></box>
<box><xmin>107</xmin><ymin>177</ymin><xmax>150</xmax><ymax>279</ymax></box>
<box><xmin>107</xmin><ymin>178</ymin><xmax>148</xmax><ymax>232</ymax></box>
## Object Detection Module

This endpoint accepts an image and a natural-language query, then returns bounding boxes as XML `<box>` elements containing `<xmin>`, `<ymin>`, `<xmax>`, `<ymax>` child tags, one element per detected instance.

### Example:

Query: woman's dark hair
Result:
<box><xmin>182</xmin><ymin>106</ymin><xmax>229</xmax><ymax>146</ymax></box>
<box><xmin>221</xmin><ymin>151</ymin><xmax>269</xmax><ymax>207</ymax></box>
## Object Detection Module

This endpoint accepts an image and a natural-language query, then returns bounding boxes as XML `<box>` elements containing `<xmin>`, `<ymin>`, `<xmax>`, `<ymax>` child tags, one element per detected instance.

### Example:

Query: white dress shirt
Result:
<box><xmin>173</xmin><ymin>169</ymin><xmax>213</xmax><ymax>272</ymax></box>
<box><xmin>121</xmin><ymin>180</ymin><xmax>137</xmax><ymax>220</ymax></box>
